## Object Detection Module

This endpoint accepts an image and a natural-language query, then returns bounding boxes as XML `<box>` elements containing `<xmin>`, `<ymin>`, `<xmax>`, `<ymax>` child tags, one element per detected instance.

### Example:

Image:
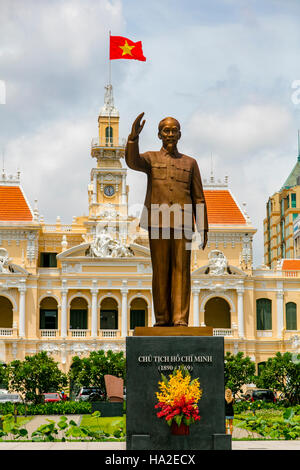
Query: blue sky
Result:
<box><xmin>1</xmin><ymin>0</ymin><xmax>300</xmax><ymax>265</ymax></box>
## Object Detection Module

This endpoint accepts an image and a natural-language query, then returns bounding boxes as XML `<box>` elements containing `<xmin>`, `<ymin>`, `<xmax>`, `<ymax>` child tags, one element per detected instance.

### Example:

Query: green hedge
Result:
<box><xmin>0</xmin><ymin>401</ymin><xmax>92</xmax><ymax>416</ymax></box>
<box><xmin>233</xmin><ymin>400</ymin><xmax>279</xmax><ymax>414</ymax></box>
<box><xmin>234</xmin><ymin>401</ymin><xmax>300</xmax><ymax>414</ymax></box>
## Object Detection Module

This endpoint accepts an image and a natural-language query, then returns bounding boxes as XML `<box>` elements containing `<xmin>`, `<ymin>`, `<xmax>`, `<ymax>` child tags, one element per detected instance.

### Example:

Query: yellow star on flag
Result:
<box><xmin>119</xmin><ymin>40</ymin><xmax>135</xmax><ymax>56</ymax></box>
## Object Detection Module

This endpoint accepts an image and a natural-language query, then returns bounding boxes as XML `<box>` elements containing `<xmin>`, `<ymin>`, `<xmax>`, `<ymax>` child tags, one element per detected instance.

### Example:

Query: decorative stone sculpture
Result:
<box><xmin>208</xmin><ymin>250</ymin><xmax>228</xmax><ymax>275</ymax></box>
<box><xmin>0</xmin><ymin>248</ymin><xmax>10</xmax><ymax>273</ymax></box>
<box><xmin>89</xmin><ymin>226</ymin><xmax>133</xmax><ymax>258</ymax></box>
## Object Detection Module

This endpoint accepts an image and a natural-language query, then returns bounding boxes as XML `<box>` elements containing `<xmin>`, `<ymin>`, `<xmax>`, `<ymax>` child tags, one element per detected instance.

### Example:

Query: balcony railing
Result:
<box><xmin>91</xmin><ymin>138</ymin><xmax>126</xmax><ymax>149</ymax></box>
<box><xmin>256</xmin><ymin>330</ymin><xmax>273</xmax><ymax>337</ymax></box>
<box><xmin>0</xmin><ymin>328</ymin><xmax>13</xmax><ymax>337</ymax></box>
<box><xmin>40</xmin><ymin>329</ymin><xmax>59</xmax><ymax>338</ymax></box>
<box><xmin>70</xmin><ymin>329</ymin><xmax>88</xmax><ymax>338</ymax></box>
<box><xmin>283</xmin><ymin>271</ymin><xmax>300</xmax><ymax>278</ymax></box>
<box><xmin>213</xmin><ymin>328</ymin><xmax>233</xmax><ymax>337</ymax></box>
<box><xmin>44</xmin><ymin>224</ymin><xmax>72</xmax><ymax>232</ymax></box>
<box><xmin>99</xmin><ymin>329</ymin><xmax>120</xmax><ymax>338</ymax></box>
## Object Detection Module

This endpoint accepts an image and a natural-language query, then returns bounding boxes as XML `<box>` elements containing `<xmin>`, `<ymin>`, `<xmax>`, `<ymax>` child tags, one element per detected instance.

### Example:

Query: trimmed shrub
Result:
<box><xmin>0</xmin><ymin>401</ymin><xmax>92</xmax><ymax>416</ymax></box>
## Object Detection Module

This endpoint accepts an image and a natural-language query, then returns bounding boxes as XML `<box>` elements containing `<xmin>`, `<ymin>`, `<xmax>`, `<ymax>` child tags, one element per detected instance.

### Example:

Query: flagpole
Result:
<box><xmin>108</xmin><ymin>30</ymin><xmax>112</xmax><ymax>145</ymax></box>
<box><xmin>109</xmin><ymin>30</ymin><xmax>112</xmax><ymax>87</ymax></box>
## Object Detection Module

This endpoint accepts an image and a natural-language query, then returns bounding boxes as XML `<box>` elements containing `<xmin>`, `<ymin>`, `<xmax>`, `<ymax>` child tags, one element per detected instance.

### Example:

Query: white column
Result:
<box><xmin>61</xmin><ymin>282</ymin><xmax>68</xmax><ymax>339</ymax></box>
<box><xmin>276</xmin><ymin>291</ymin><xmax>284</xmax><ymax>338</ymax></box>
<box><xmin>121</xmin><ymin>174</ymin><xmax>126</xmax><ymax>205</ymax></box>
<box><xmin>192</xmin><ymin>286</ymin><xmax>200</xmax><ymax>326</ymax></box>
<box><xmin>237</xmin><ymin>288</ymin><xmax>245</xmax><ymax>338</ymax></box>
<box><xmin>18</xmin><ymin>280</ymin><xmax>27</xmax><ymax>338</ymax></box>
<box><xmin>93</xmin><ymin>173</ymin><xmax>97</xmax><ymax>204</ymax></box>
<box><xmin>121</xmin><ymin>282</ymin><xmax>128</xmax><ymax>337</ymax></box>
<box><xmin>151</xmin><ymin>295</ymin><xmax>155</xmax><ymax>326</ymax></box>
<box><xmin>91</xmin><ymin>287</ymin><xmax>98</xmax><ymax>338</ymax></box>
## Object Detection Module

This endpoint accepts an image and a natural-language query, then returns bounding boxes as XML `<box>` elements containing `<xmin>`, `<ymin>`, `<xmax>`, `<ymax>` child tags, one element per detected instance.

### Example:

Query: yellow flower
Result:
<box><xmin>156</xmin><ymin>369</ymin><xmax>202</xmax><ymax>406</ymax></box>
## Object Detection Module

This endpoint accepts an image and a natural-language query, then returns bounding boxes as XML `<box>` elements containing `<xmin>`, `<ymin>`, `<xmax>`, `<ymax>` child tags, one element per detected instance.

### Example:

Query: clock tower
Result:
<box><xmin>86</xmin><ymin>84</ymin><xmax>129</xmax><ymax>242</ymax></box>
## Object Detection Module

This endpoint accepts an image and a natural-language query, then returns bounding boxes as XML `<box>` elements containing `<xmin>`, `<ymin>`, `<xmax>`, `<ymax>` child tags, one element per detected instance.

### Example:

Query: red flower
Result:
<box><xmin>155</xmin><ymin>395</ymin><xmax>201</xmax><ymax>424</ymax></box>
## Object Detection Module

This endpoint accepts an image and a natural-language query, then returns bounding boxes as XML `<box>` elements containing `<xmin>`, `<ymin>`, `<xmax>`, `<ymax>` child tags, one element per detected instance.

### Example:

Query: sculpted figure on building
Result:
<box><xmin>208</xmin><ymin>250</ymin><xmax>228</xmax><ymax>276</ymax></box>
<box><xmin>89</xmin><ymin>226</ymin><xmax>133</xmax><ymax>258</ymax></box>
<box><xmin>0</xmin><ymin>248</ymin><xmax>10</xmax><ymax>273</ymax></box>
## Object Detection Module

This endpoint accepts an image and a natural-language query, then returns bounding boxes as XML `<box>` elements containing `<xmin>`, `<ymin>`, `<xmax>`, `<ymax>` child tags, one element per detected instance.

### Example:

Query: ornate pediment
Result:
<box><xmin>192</xmin><ymin>263</ymin><xmax>246</xmax><ymax>277</ymax></box>
<box><xmin>129</xmin><ymin>243</ymin><xmax>150</xmax><ymax>258</ymax></box>
<box><xmin>0</xmin><ymin>247</ymin><xmax>30</xmax><ymax>275</ymax></box>
<box><xmin>57</xmin><ymin>243</ymin><xmax>91</xmax><ymax>260</ymax></box>
<box><xmin>57</xmin><ymin>236</ymin><xmax>150</xmax><ymax>262</ymax></box>
<box><xmin>192</xmin><ymin>250</ymin><xmax>247</xmax><ymax>277</ymax></box>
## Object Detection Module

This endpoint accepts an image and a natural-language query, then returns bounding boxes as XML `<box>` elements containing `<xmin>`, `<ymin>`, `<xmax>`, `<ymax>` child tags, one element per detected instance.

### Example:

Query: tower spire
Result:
<box><xmin>100</xmin><ymin>84</ymin><xmax>119</xmax><ymax>118</ymax></box>
<box><xmin>210</xmin><ymin>152</ymin><xmax>214</xmax><ymax>183</ymax></box>
<box><xmin>298</xmin><ymin>130</ymin><xmax>300</xmax><ymax>162</ymax></box>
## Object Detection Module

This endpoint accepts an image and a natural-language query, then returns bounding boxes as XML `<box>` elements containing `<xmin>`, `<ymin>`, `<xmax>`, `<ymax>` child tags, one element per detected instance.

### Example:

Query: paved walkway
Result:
<box><xmin>232</xmin><ymin>425</ymin><xmax>262</xmax><ymax>440</ymax></box>
<box><xmin>17</xmin><ymin>414</ymin><xmax>82</xmax><ymax>440</ymax></box>
<box><xmin>0</xmin><ymin>440</ymin><xmax>299</xmax><ymax>450</ymax></box>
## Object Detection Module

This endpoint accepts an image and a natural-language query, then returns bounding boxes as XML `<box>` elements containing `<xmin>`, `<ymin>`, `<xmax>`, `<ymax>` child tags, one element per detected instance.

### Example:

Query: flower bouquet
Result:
<box><xmin>155</xmin><ymin>366</ymin><xmax>202</xmax><ymax>435</ymax></box>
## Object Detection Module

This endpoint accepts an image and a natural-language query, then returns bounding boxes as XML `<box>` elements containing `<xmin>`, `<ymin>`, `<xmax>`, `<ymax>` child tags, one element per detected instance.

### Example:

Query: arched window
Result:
<box><xmin>100</xmin><ymin>298</ymin><xmax>118</xmax><ymax>330</ymax></box>
<box><xmin>204</xmin><ymin>297</ymin><xmax>231</xmax><ymax>328</ymax></box>
<box><xmin>286</xmin><ymin>302</ymin><xmax>297</xmax><ymax>330</ymax></box>
<box><xmin>40</xmin><ymin>297</ymin><xmax>58</xmax><ymax>329</ymax></box>
<box><xmin>256</xmin><ymin>299</ymin><xmax>272</xmax><ymax>330</ymax></box>
<box><xmin>105</xmin><ymin>126</ymin><xmax>113</xmax><ymax>145</ymax></box>
<box><xmin>70</xmin><ymin>297</ymin><xmax>88</xmax><ymax>330</ymax></box>
<box><xmin>130</xmin><ymin>298</ymin><xmax>148</xmax><ymax>330</ymax></box>
<box><xmin>0</xmin><ymin>297</ymin><xmax>13</xmax><ymax>328</ymax></box>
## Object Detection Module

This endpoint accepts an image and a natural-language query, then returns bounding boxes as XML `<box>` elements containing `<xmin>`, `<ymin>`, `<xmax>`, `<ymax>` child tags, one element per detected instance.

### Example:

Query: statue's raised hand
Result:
<box><xmin>129</xmin><ymin>112</ymin><xmax>146</xmax><ymax>140</ymax></box>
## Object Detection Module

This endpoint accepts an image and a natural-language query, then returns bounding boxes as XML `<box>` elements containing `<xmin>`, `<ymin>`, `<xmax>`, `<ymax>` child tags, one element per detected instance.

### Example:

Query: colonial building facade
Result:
<box><xmin>0</xmin><ymin>86</ymin><xmax>299</xmax><ymax>373</ymax></box>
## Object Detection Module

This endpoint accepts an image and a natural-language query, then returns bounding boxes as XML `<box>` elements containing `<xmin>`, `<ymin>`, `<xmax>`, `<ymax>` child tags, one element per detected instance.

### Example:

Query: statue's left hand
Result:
<box><xmin>129</xmin><ymin>112</ymin><xmax>146</xmax><ymax>140</ymax></box>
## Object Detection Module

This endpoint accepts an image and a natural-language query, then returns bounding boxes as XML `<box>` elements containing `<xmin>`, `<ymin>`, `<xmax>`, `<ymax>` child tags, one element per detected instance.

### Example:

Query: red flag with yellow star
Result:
<box><xmin>110</xmin><ymin>36</ymin><xmax>146</xmax><ymax>61</ymax></box>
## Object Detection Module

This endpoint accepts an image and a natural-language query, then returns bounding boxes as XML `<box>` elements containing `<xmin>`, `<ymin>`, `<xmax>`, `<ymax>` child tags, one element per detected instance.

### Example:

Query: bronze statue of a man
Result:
<box><xmin>125</xmin><ymin>113</ymin><xmax>208</xmax><ymax>327</ymax></box>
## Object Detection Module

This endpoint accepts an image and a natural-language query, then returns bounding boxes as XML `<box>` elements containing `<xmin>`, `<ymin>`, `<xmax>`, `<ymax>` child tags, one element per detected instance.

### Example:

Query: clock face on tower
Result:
<box><xmin>104</xmin><ymin>185</ymin><xmax>115</xmax><ymax>197</ymax></box>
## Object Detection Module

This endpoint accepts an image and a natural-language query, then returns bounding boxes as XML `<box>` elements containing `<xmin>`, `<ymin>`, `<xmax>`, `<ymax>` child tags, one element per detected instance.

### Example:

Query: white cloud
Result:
<box><xmin>185</xmin><ymin>103</ymin><xmax>293</xmax><ymax>157</ymax></box>
<box><xmin>5</xmin><ymin>115</ymin><xmax>96</xmax><ymax>223</ymax></box>
<box><xmin>0</xmin><ymin>80</ymin><xmax>6</xmax><ymax>104</ymax></box>
<box><xmin>181</xmin><ymin>103</ymin><xmax>296</xmax><ymax>265</ymax></box>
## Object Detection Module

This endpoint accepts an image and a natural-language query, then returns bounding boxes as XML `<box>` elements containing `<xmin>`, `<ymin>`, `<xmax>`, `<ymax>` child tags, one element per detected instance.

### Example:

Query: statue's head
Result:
<box><xmin>158</xmin><ymin>117</ymin><xmax>181</xmax><ymax>152</ymax></box>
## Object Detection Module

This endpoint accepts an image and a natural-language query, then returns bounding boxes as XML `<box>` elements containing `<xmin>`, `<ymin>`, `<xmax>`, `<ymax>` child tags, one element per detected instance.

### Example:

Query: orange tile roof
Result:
<box><xmin>204</xmin><ymin>190</ymin><xmax>246</xmax><ymax>225</ymax></box>
<box><xmin>282</xmin><ymin>259</ymin><xmax>300</xmax><ymax>271</ymax></box>
<box><xmin>0</xmin><ymin>186</ymin><xmax>33</xmax><ymax>221</ymax></box>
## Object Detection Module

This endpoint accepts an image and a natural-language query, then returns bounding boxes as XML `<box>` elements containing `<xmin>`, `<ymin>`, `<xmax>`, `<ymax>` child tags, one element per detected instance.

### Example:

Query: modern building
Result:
<box><xmin>264</xmin><ymin>140</ymin><xmax>300</xmax><ymax>268</ymax></box>
<box><xmin>0</xmin><ymin>86</ymin><xmax>299</xmax><ymax>374</ymax></box>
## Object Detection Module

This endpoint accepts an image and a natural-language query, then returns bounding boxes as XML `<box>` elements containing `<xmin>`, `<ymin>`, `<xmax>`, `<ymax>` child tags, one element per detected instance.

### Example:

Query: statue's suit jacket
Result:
<box><xmin>125</xmin><ymin>139</ymin><xmax>208</xmax><ymax>236</ymax></box>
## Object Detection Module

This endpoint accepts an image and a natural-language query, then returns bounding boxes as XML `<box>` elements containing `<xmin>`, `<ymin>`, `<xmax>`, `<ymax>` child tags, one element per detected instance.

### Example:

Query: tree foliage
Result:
<box><xmin>255</xmin><ymin>352</ymin><xmax>300</xmax><ymax>405</ymax></box>
<box><xmin>69</xmin><ymin>349</ymin><xmax>126</xmax><ymax>394</ymax></box>
<box><xmin>224</xmin><ymin>352</ymin><xmax>256</xmax><ymax>396</ymax></box>
<box><xmin>7</xmin><ymin>351</ymin><xmax>68</xmax><ymax>404</ymax></box>
<box><xmin>0</xmin><ymin>362</ymin><xmax>8</xmax><ymax>389</ymax></box>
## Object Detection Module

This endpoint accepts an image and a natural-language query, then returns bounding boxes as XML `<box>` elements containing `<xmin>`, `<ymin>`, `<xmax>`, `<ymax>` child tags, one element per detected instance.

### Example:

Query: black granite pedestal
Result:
<box><xmin>126</xmin><ymin>335</ymin><xmax>231</xmax><ymax>450</ymax></box>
